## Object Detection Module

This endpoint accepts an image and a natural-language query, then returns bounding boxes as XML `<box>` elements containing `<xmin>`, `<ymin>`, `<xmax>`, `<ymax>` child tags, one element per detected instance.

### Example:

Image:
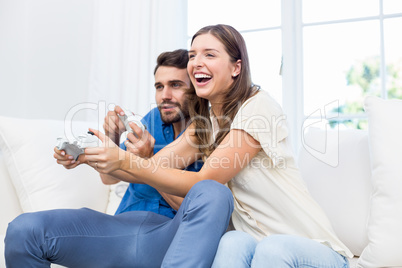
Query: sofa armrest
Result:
<box><xmin>0</xmin><ymin>151</ymin><xmax>22</xmax><ymax>236</ymax></box>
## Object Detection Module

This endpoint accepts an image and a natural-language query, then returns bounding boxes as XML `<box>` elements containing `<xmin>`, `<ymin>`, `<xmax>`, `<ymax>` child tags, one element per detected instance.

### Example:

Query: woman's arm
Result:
<box><xmin>98</xmin><ymin>162</ymin><xmax>184</xmax><ymax>210</ymax></box>
<box><xmin>99</xmin><ymin>171</ymin><xmax>143</xmax><ymax>185</ymax></box>
<box><xmin>86</xmin><ymin>124</ymin><xmax>200</xmax><ymax>209</ymax></box>
<box><xmin>85</xmin><ymin>127</ymin><xmax>261</xmax><ymax>197</ymax></box>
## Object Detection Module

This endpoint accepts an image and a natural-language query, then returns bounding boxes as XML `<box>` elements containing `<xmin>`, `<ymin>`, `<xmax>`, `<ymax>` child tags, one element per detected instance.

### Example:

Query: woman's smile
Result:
<box><xmin>194</xmin><ymin>72</ymin><xmax>212</xmax><ymax>87</ymax></box>
<box><xmin>188</xmin><ymin>33</ymin><xmax>239</xmax><ymax>104</ymax></box>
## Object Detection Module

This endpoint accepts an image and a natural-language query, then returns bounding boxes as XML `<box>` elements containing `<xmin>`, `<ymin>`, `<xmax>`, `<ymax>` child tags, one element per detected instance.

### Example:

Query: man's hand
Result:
<box><xmin>124</xmin><ymin>121</ymin><xmax>155</xmax><ymax>159</ymax></box>
<box><xmin>103</xmin><ymin>105</ymin><xmax>126</xmax><ymax>145</ymax></box>
<box><xmin>53</xmin><ymin>147</ymin><xmax>85</xmax><ymax>169</ymax></box>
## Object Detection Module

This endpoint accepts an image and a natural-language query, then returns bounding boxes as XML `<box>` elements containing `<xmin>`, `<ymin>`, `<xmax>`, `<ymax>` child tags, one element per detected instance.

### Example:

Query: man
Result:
<box><xmin>56</xmin><ymin>49</ymin><xmax>202</xmax><ymax>217</ymax></box>
<box><xmin>12</xmin><ymin>48</ymin><xmax>228</xmax><ymax>268</ymax></box>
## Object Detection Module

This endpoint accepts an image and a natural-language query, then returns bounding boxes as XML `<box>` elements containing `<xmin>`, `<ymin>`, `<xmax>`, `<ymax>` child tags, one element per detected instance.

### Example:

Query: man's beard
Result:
<box><xmin>158</xmin><ymin>100</ymin><xmax>190</xmax><ymax>124</ymax></box>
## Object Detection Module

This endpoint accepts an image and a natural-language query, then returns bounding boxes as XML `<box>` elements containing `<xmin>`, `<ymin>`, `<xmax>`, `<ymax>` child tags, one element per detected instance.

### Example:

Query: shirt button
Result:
<box><xmin>247</xmin><ymin>215</ymin><xmax>251</xmax><ymax>219</ymax></box>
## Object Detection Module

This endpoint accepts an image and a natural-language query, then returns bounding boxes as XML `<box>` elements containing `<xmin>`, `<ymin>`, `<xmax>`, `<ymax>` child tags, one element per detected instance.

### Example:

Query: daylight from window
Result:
<box><xmin>188</xmin><ymin>0</ymin><xmax>402</xmax><ymax>131</ymax></box>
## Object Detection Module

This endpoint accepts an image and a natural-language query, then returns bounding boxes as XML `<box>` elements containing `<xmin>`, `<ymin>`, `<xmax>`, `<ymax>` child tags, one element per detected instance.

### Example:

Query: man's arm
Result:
<box><xmin>101</xmin><ymin>107</ymin><xmax>196</xmax><ymax>210</ymax></box>
<box><xmin>103</xmin><ymin>106</ymin><xmax>127</xmax><ymax>146</ymax></box>
<box><xmin>101</xmin><ymin>106</ymin><xmax>149</xmax><ymax>185</ymax></box>
<box><xmin>160</xmin><ymin>193</ymin><xmax>183</xmax><ymax>211</ymax></box>
<box><xmin>124</xmin><ymin>121</ymin><xmax>184</xmax><ymax>210</ymax></box>
<box><xmin>54</xmin><ymin>106</ymin><xmax>148</xmax><ymax>185</ymax></box>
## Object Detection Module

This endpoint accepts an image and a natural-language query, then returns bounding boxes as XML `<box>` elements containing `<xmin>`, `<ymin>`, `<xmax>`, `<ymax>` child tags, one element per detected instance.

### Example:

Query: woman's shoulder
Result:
<box><xmin>240</xmin><ymin>90</ymin><xmax>283</xmax><ymax>115</ymax></box>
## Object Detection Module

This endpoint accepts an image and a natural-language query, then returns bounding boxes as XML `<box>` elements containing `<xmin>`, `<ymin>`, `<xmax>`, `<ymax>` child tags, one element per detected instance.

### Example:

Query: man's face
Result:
<box><xmin>154</xmin><ymin>66</ymin><xmax>191</xmax><ymax>124</ymax></box>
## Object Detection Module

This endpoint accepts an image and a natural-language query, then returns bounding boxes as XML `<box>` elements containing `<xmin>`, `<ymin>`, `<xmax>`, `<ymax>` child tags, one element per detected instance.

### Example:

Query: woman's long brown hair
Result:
<box><xmin>188</xmin><ymin>24</ymin><xmax>260</xmax><ymax>158</ymax></box>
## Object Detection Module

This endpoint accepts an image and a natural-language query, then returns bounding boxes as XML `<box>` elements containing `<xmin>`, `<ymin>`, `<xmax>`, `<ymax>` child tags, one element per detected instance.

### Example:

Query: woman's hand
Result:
<box><xmin>84</xmin><ymin>128</ymin><xmax>129</xmax><ymax>174</ymax></box>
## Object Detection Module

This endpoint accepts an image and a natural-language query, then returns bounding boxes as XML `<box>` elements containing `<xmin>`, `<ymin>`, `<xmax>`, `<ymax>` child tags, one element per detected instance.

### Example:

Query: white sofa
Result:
<box><xmin>1</xmin><ymin>96</ymin><xmax>402</xmax><ymax>268</ymax></box>
<box><xmin>0</xmin><ymin>116</ymin><xmax>127</xmax><ymax>268</ymax></box>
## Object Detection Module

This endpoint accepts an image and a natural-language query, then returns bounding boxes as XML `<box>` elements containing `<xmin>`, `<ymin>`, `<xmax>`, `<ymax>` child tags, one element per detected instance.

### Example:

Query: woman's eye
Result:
<box><xmin>189</xmin><ymin>54</ymin><xmax>195</xmax><ymax>59</ymax></box>
<box><xmin>206</xmin><ymin>53</ymin><xmax>214</xmax><ymax>57</ymax></box>
<box><xmin>172</xmin><ymin>83</ymin><xmax>180</xmax><ymax>88</ymax></box>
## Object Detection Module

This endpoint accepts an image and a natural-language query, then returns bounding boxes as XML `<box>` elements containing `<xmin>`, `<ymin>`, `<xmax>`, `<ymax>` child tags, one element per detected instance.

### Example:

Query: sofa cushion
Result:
<box><xmin>106</xmin><ymin>181</ymin><xmax>129</xmax><ymax>215</ymax></box>
<box><xmin>298</xmin><ymin>128</ymin><xmax>372</xmax><ymax>256</ymax></box>
<box><xmin>0</xmin><ymin>116</ymin><xmax>110</xmax><ymax>213</ymax></box>
<box><xmin>358</xmin><ymin>96</ymin><xmax>402</xmax><ymax>267</ymax></box>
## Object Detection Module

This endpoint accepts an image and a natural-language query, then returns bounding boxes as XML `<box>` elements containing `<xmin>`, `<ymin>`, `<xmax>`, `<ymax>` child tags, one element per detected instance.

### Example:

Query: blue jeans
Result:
<box><xmin>212</xmin><ymin>231</ymin><xmax>349</xmax><ymax>268</ymax></box>
<box><xmin>5</xmin><ymin>180</ymin><xmax>233</xmax><ymax>268</ymax></box>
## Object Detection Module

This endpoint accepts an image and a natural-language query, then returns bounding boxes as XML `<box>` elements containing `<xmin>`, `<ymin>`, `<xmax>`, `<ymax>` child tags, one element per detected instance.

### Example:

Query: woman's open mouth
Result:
<box><xmin>194</xmin><ymin>73</ymin><xmax>212</xmax><ymax>85</ymax></box>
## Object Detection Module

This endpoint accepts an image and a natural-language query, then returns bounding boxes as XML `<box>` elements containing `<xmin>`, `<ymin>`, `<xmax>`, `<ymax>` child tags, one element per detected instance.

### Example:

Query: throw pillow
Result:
<box><xmin>299</xmin><ymin>128</ymin><xmax>371</xmax><ymax>256</ymax></box>
<box><xmin>358</xmin><ymin>96</ymin><xmax>402</xmax><ymax>267</ymax></box>
<box><xmin>0</xmin><ymin>116</ymin><xmax>110</xmax><ymax>213</ymax></box>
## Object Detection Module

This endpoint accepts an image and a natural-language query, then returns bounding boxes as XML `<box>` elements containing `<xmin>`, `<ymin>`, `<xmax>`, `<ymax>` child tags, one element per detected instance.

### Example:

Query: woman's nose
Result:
<box><xmin>192</xmin><ymin>55</ymin><xmax>203</xmax><ymax>68</ymax></box>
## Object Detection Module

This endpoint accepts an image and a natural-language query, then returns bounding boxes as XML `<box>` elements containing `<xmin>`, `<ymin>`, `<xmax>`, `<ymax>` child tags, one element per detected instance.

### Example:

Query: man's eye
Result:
<box><xmin>172</xmin><ymin>83</ymin><xmax>180</xmax><ymax>88</ymax></box>
<box><xmin>155</xmin><ymin>85</ymin><xmax>163</xmax><ymax>91</ymax></box>
<box><xmin>189</xmin><ymin>54</ymin><xmax>195</xmax><ymax>59</ymax></box>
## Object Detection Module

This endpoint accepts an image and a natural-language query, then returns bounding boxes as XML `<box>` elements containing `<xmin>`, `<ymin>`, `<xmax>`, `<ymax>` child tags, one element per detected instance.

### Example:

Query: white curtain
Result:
<box><xmin>87</xmin><ymin>0</ymin><xmax>188</xmax><ymax>123</ymax></box>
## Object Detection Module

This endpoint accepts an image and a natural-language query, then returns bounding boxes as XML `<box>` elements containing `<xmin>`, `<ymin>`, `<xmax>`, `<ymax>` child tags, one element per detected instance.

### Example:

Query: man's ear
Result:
<box><xmin>232</xmin><ymin>59</ymin><xmax>242</xmax><ymax>78</ymax></box>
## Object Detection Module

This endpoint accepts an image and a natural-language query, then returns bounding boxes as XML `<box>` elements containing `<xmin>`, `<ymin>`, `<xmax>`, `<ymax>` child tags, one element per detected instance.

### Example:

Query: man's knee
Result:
<box><xmin>183</xmin><ymin>180</ymin><xmax>233</xmax><ymax>227</ymax></box>
<box><xmin>6</xmin><ymin>213</ymin><xmax>44</xmax><ymax>239</ymax></box>
<box><xmin>5</xmin><ymin>212</ymin><xmax>46</xmax><ymax>258</ymax></box>
<box><xmin>189</xmin><ymin>180</ymin><xmax>233</xmax><ymax>209</ymax></box>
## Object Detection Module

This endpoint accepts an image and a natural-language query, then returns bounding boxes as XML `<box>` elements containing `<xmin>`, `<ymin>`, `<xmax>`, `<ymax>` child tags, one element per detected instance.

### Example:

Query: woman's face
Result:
<box><xmin>187</xmin><ymin>33</ymin><xmax>241</xmax><ymax>105</ymax></box>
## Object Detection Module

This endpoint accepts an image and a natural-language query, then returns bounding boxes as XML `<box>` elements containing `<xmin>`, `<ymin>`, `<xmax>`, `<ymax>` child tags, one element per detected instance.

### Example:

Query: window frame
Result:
<box><xmin>283</xmin><ymin>0</ymin><xmax>402</xmax><ymax>151</ymax></box>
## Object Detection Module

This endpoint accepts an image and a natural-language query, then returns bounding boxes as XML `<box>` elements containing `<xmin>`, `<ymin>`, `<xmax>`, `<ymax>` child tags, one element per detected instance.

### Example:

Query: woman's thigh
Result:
<box><xmin>212</xmin><ymin>231</ymin><xmax>258</xmax><ymax>268</ymax></box>
<box><xmin>252</xmin><ymin>234</ymin><xmax>349</xmax><ymax>268</ymax></box>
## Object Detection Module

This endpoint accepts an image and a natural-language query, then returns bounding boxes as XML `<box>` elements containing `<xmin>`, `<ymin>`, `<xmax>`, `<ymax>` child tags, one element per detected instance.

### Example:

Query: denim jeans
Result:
<box><xmin>5</xmin><ymin>180</ymin><xmax>233</xmax><ymax>268</ymax></box>
<box><xmin>212</xmin><ymin>231</ymin><xmax>349</xmax><ymax>268</ymax></box>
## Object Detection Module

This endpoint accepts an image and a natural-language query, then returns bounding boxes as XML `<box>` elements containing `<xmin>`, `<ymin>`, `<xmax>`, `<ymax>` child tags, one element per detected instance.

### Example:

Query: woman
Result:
<box><xmin>5</xmin><ymin>24</ymin><xmax>352</xmax><ymax>267</ymax></box>
<box><xmin>189</xmin><ymin>25</ymin><xmax>353</xmax><ymax>267</ymax></box>
<box><xmin>87</xmin><ymin>24</ymin><xmax>352</xmax><ymax>266</ymax></box>
<box><xmin>186</xmin><ymin>25</ymin><xmax>353</xmax><ymax>267</ymax></box>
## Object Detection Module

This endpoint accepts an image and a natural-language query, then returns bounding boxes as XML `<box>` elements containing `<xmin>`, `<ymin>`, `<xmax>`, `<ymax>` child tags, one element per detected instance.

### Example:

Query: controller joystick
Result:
<box><xmin>117</xmin><ymin>107</ymin><xmax>145</xmax><ymax>138</ymax></box>
<box><xmin>56</xmin><ymin>131</ymin><xmax>100</xmax><ymax>160</ymax></box>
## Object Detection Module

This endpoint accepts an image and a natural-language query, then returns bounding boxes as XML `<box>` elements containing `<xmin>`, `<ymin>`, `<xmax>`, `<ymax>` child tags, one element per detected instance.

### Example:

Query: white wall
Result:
<box><xmin>0</xmin><ymin>0</ymin><xmax>94</xmax><ymax>120</ymax></box>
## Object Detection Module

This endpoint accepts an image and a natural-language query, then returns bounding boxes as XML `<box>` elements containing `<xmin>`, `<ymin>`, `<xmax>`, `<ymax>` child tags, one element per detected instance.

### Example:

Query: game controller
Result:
<box><xmin>117</xmin><ymin>107</ymin><xmax>145</xmax><ymax>138</ymax></box>
<box><xmin>56</xmin><ymin>131</ymin><xmax>100</xmax><ymax>160</ymax></box>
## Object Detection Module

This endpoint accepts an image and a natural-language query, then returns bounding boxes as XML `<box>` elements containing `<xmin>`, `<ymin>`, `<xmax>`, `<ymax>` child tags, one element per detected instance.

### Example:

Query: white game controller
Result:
<box><xmin>117</xmin><ymin>107</ymin><xmax>145</xmax><ymax>138</ymax></box>
<box><xmin>56</xmin><ymin>131</ymin><xmax>100</xmax><ymax>160</ymax></box>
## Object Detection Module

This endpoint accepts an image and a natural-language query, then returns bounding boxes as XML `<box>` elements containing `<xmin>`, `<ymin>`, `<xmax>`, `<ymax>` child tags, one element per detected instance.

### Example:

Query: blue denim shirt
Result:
<box><xmin>115</xmin><ymin>107</ymin><xmax>203</xmax><ymax>218</ymax></box>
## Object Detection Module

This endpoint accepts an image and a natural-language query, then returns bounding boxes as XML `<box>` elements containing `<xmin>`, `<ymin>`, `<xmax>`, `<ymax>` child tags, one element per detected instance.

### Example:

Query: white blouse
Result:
<box><xmin>211</xmin><ymin>90</ymin><xmax>353</xmax><ymax>258</ymax></box>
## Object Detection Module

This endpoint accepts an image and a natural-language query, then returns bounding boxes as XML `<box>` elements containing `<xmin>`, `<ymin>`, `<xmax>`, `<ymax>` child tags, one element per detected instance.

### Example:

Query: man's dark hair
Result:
<box><xmin>154</xmin><ymin>49</ymin><xmax>189</xmax><ymax>74</ymax></box>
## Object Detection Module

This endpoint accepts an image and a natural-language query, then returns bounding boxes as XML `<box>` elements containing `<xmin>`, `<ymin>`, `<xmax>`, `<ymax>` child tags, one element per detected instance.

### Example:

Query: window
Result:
<box><xmin>187</xmin><ymin>0</ymin><xmax>402</xmax><ymax>150</ymax></box>
<box><xmin>301</xmin><ymin>0</ymin><xmax>402</xmax><ymax>132</ymax></box>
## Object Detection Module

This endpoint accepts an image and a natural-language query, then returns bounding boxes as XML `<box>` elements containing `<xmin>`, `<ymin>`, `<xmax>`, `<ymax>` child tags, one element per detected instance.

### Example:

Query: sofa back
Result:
<box><xmin>0</xmin><ymin>116</ymin><xmax>117</xmax><ymax>268</ymax></box>
<box><xmin>0</xmin><ymin>116</ymin><xmax>111</xmax><ymax>232</ymax></box>
<box><xmin>298</xmin><ymin>128</ymin><xmax>372</xmax><ymax>256</ymax></box>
